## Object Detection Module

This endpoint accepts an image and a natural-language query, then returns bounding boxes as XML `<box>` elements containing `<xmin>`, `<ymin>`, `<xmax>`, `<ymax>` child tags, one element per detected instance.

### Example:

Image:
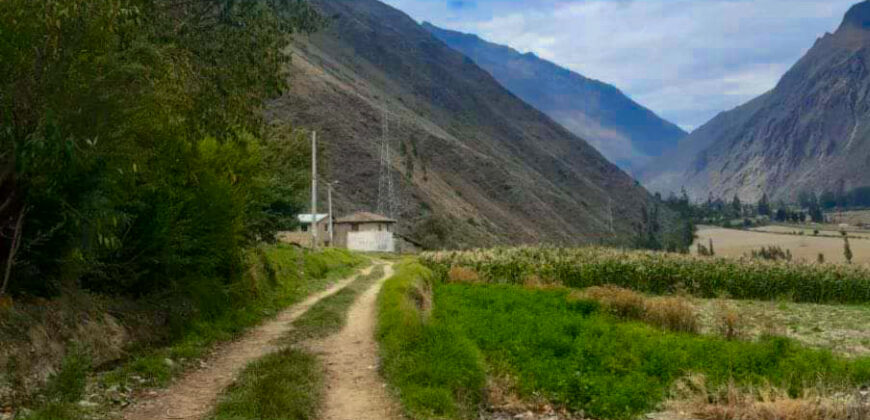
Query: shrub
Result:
<box><xmin>447</xmin><ymin>266</ymin><xmax>480</xmax><ymax>284</ymax></box>
<box><xmin>582</xmin><ymin>285</ymin><xmax>646</xmax><ymax>319</ymax></box>
<box><xmin>44</xmin><ymin>347</ymin><xmax>91</xmax><ymax>403</ymax></box>
<box><xmin>644</xmin><ymin>296</ymin><xmax>698</xmax><ymax>333</ymax></box>
<box><xmin>714</xmin><ymin>301</ymin><xmax>743</xmax><ymax>340</ymax></box>
<box><xmin>748</xmin><ymin>246</ymin><xmax>792</xmax><ymax>262</ymax></box>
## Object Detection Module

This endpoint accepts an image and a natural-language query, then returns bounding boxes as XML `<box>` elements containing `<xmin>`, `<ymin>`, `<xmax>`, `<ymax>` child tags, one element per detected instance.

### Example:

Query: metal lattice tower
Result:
<box><xmin>377</xmin><ymin>106</ymin><xmax>398</xmax><ymax>218</ymax></box>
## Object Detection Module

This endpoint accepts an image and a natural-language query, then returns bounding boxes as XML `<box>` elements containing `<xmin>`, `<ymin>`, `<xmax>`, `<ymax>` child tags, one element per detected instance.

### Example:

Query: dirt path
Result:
<box><xmin>307</xmin><ymin>263</ymin><xmax>403</xmax><ymax>420</ymax></box>
<box><xmin>123</xmin><ymin>265</ymin><xmax>376</xmax><ymax>420</ymax></box>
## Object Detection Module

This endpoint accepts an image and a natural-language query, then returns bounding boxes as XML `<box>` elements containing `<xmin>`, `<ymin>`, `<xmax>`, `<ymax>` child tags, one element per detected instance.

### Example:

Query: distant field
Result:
<box><xmin>827</xmin><ymin>209</ymin><xmax>870</xmax><ymax>227</ymax></box>
<box><xmin>752</xmin><ymin>224</ymin><xmax>870</xmax><ymax>239</ymax></box>
<box><xmin>695</xmin><ymin>226</ymin><xmax>870</xmax><ymax>264</ymax></box>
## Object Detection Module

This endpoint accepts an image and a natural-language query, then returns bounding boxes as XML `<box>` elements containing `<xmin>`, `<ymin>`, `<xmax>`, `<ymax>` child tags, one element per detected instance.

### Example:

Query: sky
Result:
<box><xmin>380</xmin><ymin>0</ymin><xmax>856</xmax><ymax>131</ymax></box>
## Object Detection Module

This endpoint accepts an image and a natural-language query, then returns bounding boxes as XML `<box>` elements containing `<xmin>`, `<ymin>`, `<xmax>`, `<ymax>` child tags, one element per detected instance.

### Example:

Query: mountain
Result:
<box><xmin>640</xmin><ymin>1</ymin><xmax>870</xmax><ymax>202</ymax></box>
<box><xmin>423</xmin><ymin>23</ymin><xmax>687</xmax><ymax>172</ymax></box>
<box><xmin>266</xmin><ymin>0</ymin><xmax>669</xmax><ymax>248</ymax></box>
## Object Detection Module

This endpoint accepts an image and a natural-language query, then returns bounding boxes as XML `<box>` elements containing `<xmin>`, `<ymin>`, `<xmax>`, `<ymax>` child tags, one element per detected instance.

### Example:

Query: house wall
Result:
<box><xmin>347</xmin><ymin>231</ymin><xmax>395</xmax><ymax>252</ymax></box>
<box><xmin>278</xmin><ymin>219</ymin><xmax>331</xmax><ymax>248</ymax></box>
<box><xmin>333</xmin><ymin>222</ymin><xmax>395</xmax><ymax>248</ymax></box>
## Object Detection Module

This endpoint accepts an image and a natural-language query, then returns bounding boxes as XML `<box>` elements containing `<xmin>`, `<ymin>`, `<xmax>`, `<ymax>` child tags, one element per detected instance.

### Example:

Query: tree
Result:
<box><xmin>0</xmin><ymin>0</ymin><xmax>326</xmax><ymax>296</ymax></box>
<box><xmin>731</xmin><ymin>195</ymin><xmax>742</xmax><ymax>218</ymax></box>
<box><xmin>757</xmin><ymin>193</ymin><xmax>771</xmax><ymax>216</ymax></box>
<box><xmin>844</xmin><ymin>237</ymin><xmax>854</xmax><ymax>264</ymax></box>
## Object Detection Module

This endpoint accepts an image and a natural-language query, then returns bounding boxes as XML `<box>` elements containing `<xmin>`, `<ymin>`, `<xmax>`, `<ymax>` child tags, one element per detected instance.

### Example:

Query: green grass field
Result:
<box><xmin>379</xmin><ymin>259</ymin><xmax>870</xmax><ymax>420</ymax></box>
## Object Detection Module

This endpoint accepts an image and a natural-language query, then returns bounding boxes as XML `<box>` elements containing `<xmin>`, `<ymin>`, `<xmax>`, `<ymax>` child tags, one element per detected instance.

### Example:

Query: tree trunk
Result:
<box><xmin>0</xmin><ymin>207</ymin><xmax>24</xmax><ymax>296</ymax></box>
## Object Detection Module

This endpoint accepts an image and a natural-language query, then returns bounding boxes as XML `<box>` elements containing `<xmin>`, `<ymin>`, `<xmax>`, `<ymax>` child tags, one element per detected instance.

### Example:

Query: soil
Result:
<box><xmin>305</xmin><ymin>263</ymin><xmax>403</xmax><ymax>420</ymax></box>
<box><xmin>122</xmin><ymin>265</ymin><xmax>376</xmax><ymax>420</ymax></box>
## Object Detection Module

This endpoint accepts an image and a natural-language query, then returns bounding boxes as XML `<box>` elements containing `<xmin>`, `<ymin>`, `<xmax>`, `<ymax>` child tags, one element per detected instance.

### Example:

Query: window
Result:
<box><xmin>352</xmin><ymin>223</ymin><xmax>359</xmax><ymax>232</ymax></box>
<box><xmin>301</xmin><ymin>225</ymin><xmax>308</xmax><ymax>232</ymax></box>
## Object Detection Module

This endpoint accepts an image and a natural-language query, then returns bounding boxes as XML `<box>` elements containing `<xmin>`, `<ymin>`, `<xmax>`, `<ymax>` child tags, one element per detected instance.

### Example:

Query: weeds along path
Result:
<box><xmin>123</xmin><ymin>264</ymin><xmax>376</xmax><ymax>420</ymax></box>
<box><xmin>307</xmin><ymin>262</ymin><xmax>403</xmax><ymax>420</ymax></box>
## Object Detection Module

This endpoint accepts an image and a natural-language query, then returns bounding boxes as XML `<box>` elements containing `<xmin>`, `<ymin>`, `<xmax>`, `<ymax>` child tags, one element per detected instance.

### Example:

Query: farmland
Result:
<box><xmin>378</xmin><ymin>255</ymin><xmax>870</xmax><ymax>420</ymax></box>
<box><xmin>695</xmin><ymin>226</ymin><xmax>870</xmax><ymax>264</ymax></box>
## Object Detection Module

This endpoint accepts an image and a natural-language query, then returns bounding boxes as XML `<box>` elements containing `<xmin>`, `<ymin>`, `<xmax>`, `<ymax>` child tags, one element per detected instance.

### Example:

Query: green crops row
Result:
<box><xmin>420</xmin><ymin>247</ymin><xmax>870</xmax><ymax>304</ymax></box>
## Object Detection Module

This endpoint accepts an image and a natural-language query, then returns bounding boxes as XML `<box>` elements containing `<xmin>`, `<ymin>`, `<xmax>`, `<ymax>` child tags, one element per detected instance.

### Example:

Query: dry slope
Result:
<box><xmin>267</xmin><ymin>0</ymin><xmax>664</xmax><ymax>248</ymax></box>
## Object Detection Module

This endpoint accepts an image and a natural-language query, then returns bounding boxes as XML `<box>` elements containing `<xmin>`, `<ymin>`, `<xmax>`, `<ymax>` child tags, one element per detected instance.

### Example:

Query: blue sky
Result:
<box><xmin>381</xmin><ymin>0</ymin><xmax>856</xmax><ymax>131</ymax></box>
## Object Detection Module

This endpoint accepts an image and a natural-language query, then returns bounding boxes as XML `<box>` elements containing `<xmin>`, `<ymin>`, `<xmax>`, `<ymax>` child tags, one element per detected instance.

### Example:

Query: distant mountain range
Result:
<box><xmin>267</xmin><ymin>0</ymin><xmax>672</xmax><ymax>247</ymax></box>
<box><xmin>423</xmin><ymin>23</ymin><xmax>687</xmax><ymax>172</ymax></box>
<box><xmin>640</xmin><ymin>0</ymin><xmax>870</xmax><ymax>203</ymax></box>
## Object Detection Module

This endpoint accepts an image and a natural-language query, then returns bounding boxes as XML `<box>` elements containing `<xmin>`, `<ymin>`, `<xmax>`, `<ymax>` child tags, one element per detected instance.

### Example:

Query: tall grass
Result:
<box><xmin>421</xmin><ymin>247</ymin><xmax>870</xmax><ymax>304</ymax></box>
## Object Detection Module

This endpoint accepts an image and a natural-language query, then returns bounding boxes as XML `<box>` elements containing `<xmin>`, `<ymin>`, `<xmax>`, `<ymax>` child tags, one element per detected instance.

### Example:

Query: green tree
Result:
<box><xmin>757</xmin><ymin>193</ymin><xmax>770</xmax><ymax>216</ymax></box>
<box><xmin>844</xmin><ymin>237</ymin><xmax>853</xmax><ymax>264</ymax></box>
<box><xmin>731</xmin><ymin>194</ymin><xmax>742</xmax><ymax>218</ymax></box>
<box><xmin>0</xmin><ymin>0</ymin><xmax>325</xmax><ymax>297</ymax></box>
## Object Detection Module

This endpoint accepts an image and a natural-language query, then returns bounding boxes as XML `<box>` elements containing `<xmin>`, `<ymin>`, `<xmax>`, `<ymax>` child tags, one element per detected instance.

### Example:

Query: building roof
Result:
<box><xmin>335</xmin><ymin>211</ymin><xmax>397</xmax><ymax>224</ymax></box>
<box><xmin>297</xmin><ymin>214</ymin><xmax>329</xmax><ymax>224</ymax></box>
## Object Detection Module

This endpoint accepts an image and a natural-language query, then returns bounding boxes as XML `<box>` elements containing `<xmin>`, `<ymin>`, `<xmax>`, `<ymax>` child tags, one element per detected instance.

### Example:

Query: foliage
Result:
<box><xmin>377</xmin><ymin>260</ymin><xmax>486</xmax><ymax>419</ymax></box>
<box><xmin>435</xmin><ymin>282</ymin><xmax>870</xmax><ymax>420</ymax></box>
<box><xmin>44</xmin><ymin>346</ymin><xmax>91</xmax><ymax>403</ymax></box>
<box><xmin>420</xmin><ymin>246</ymin><xmax>870</xmax><ymax>304</ymax></box>
<box><xmin>0</xmin><ymin>0</ymin><xmax>325</xmax><ymax>298</ymax></box>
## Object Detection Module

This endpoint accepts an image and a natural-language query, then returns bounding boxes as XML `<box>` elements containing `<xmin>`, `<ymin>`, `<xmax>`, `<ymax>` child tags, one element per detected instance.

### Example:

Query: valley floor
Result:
<box><xmin>694</xmin><ymin>226</ymin><xmax>870</xmax><ymax>264</ymax></box>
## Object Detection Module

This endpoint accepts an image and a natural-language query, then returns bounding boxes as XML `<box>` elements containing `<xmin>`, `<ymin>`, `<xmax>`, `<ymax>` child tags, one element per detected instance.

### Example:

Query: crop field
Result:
<box><xmin>379</xmin><ymin>259</ymin><xmax>870</xmax><ymax>420</ymax></box>
<box><xmin>420</xmin><ymin>246</ymin><xmax>870</xmax><ymax>304</ymax></box>
<box><xmin>695</xmin><ymin>226</ymin><xmax>870</xmax><ymax>264</ymax></box>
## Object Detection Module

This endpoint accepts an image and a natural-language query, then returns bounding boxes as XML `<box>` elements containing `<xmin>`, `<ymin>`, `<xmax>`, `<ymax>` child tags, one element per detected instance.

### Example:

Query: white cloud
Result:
<box><xmin>383</xmin><ymin>0</ymin><xmax>855</xmax><ymax>130</ymax></box>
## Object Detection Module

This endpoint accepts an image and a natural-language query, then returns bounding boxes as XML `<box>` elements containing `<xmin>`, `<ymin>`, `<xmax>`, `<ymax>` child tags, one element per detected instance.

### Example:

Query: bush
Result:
<box><xmin>579</xmin><ymin>286</ymin><xmax>697</xmax><ymax>333</ymax></box>
<box><xmin>44</xmin><ymin>347</ymin><xmax>91</xmax><ymax>403</ymax></box>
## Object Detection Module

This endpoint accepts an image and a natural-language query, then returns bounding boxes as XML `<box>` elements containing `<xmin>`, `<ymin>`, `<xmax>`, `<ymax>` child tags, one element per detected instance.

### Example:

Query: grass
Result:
<box><xmin>434</xmin><ymin>283</ymin><xmax>870</xmax><ymax>420</ymax></box>
<box><xmin>207</xmin><ymin>348</ymin><xmax>323</xmax><ymax>420</ymax></box>
<box><xmin>376</xmin><ymin>259</ymin><xmax>486</xmax><ymax>420</ymax></box>
<box><xmin>421</xmin><ymin>246</ymin><xmax>870</xmax><ymax>304</ymax></box>
<box><xmin>283</xmin><ymin>264</ymin><xmax>385</xmax><ymax>343</ymax></box>
<box><xmin>379</xmin><ymin>261</ymin><xmax>870</xmax><ymax>420</ymax></box>
<box><xmin>695</xmin><ymin>298</ymin><xmax>870</xmax><ymax>357</ymax></box>
<box><xmin>17</xmin><ymin>245</ymin><xmax>366</xmax><ymax>419</ymax></box>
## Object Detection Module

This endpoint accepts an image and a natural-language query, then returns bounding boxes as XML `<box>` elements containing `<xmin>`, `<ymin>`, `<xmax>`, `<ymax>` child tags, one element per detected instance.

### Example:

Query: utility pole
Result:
<box><xmin>327</xmin><ymin>180</ymin><xmax>338</xmax><ymax>246</ymax></box>
<box><xmin>609</xmin><ymin>197</ymin><xmax>614</xmax><ymax>234</ymax></box>
<box><xmin>311</xmin><ymin>131</ymin><xmax>318</xmax><ymax>250</ymax></box>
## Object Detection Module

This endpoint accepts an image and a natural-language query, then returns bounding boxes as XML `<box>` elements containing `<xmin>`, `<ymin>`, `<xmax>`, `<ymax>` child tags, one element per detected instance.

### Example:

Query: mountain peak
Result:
<box><xmin>840</xmin><ymin>0</ymin><xmax>870</xmax><ymax>30</ymax></box>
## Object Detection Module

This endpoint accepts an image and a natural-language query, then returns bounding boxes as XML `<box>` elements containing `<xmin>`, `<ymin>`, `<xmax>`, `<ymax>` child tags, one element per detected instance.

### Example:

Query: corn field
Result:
<box><xmin>420</xmin><ymin>246</ymin><xmax>870</xmax><ymax>304</ymax></box>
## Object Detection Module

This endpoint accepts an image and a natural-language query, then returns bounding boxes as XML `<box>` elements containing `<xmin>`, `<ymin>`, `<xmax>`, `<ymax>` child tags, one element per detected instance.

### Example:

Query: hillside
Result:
<box><xmin>640</xmin><ymin>1</ymin><xmax>870</xmax><ymax>202</ymax></box>
<box><xmin>423</xmin><ymin>23</ymin><xmax>687</xmax><ymax>172</ymax></box>
<box><xmin>267</xmin><ymin>0</ymin><xmax>666</xmax><ymax>248</ymax></box>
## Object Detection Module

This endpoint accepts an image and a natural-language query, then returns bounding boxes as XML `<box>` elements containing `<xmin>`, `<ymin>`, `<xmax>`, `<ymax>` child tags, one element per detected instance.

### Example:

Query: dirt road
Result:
<box><xmin>123</xmin><ymin>265</ymin><xmax>376</xmax><ymax>420</ymax></box>
<box><xmin>307</xmin><ymin>263</ymin><xmax>402</xmax><ymax>420</ymax></box>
